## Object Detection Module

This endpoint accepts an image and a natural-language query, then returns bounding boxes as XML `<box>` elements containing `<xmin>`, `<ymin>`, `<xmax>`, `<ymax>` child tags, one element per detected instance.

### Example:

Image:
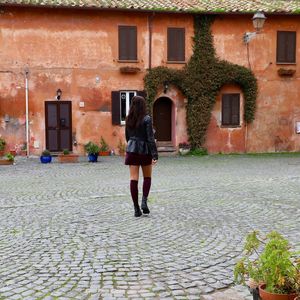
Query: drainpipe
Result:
<box><xmin>148</xmin><ymin>12</ymin><xmax>154</xmax><ymax>70</ymax></box>
<box><xmin>25</xmin><ymin>69</ymin><xmax>29</xmax><ymax>157</ymax></box>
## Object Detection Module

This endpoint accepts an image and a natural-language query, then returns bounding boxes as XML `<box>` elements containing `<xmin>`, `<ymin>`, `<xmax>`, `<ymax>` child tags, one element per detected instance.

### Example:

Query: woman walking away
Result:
<box><xmin>125</xmin><ymin>96</ymin><xmax>158</xmax><ymax>217</ymax></box>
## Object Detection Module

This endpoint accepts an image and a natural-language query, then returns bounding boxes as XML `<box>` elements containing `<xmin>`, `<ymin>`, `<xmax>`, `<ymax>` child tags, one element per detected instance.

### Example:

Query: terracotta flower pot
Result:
<box><xmin>0</xmin><ymin>159</ymin><xmax>14</xmax><ymax>165</ymax></box>
<box><xmin>259</xmin><ymin>284</ymin><xmax>297</xmax><ymax>300</ymax></box>
<box><xmin>99</xmin><ymin>151</ymin><xmax>110</xmax><ymax>156</ymax></box>
<box><xmin>58</xmin><ymin>154</ymin><xmax>79</xmax><ymax>163</ymax></box>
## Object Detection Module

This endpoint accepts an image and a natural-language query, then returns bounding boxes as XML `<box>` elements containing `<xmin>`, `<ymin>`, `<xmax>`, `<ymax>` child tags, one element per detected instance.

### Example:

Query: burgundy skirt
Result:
<box><xmin>125</xmin><ymin>152</ymin><xmax>152</xmax><ymax>166</ymax></box>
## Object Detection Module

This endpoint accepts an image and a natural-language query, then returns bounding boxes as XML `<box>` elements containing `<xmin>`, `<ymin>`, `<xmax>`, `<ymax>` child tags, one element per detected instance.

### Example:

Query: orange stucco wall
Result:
<box><xmin>0</xmin><ymin>7</ymin><xmax>300</xmax><ymax>154</ymax></box>
<box><xmin>206</xmin><ymin>14</ymin><xmax>300</xmax><ymax>153</ymax></box>
<box><xmin>0</xmin><ymin>7</ymin><xmax>193</xmax><ymax>155</ymax></box>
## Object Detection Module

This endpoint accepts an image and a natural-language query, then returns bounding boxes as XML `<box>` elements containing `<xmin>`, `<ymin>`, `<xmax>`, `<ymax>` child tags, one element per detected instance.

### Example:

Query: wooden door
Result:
<box><xmin>153</xmin><ymin>97</ymin><xmax>172</xmax><ymax>141</ymax></box>
<box><xmin>45</xmin><ymin>101</ymin><xmax>72</xmax><ymax>152</ymax></box>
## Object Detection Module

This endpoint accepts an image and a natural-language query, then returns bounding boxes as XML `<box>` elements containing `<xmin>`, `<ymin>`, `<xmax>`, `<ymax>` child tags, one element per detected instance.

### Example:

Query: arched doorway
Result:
<box><xmin>153</xmin><ymin>97</ymin><xmax>172</xmax><ymax>141</ymax></box>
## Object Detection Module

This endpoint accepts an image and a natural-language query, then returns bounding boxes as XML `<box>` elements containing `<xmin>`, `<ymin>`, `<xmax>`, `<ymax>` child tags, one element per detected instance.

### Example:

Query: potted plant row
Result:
<box><xmin>234</xmin><ymin>230</ymin><xmax>300</xmax><ymax>300</ymax></box>
<box><xmin>58</xmin><ymin>149</ymin><xmax>79</xmax><ymax>163</ymax></box>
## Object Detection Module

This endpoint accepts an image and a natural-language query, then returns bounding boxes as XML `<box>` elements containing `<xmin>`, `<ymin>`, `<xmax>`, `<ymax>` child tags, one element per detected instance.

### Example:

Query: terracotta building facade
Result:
<box><xmin>0</xmin><ymin>4</ymin><xmax>299</xmax><ymax>155</ymax></box>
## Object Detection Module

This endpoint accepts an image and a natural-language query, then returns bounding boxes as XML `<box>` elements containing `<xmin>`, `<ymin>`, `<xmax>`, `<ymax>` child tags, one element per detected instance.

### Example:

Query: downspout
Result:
<box><xmin>148</xmin><ymin>12</ymin><xmax>154</xmax><ymax>70</ymax></box>
<box><xmin>25</xmin><ymin>69</ymin><xmax>29</xmax><ymax>157</ymax></box>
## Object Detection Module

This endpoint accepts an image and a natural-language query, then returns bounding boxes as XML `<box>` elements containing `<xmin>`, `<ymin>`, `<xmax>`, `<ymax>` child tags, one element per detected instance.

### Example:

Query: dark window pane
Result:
<box><xmin>167</xmin><ymin>28</ymin><xmax>185</xmax><ymax>61</ymax></box>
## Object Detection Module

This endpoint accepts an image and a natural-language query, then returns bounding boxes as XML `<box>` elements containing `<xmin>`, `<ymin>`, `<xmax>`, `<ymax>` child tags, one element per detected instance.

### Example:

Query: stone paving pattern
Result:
<box><xmin>0</xmin><ymin>155</ymin><xmax>300</xmax><ymax>300</ymax></box>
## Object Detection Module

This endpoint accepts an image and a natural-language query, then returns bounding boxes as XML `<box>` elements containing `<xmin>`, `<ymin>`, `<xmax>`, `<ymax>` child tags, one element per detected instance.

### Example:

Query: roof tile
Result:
<box><xmin>0</xmin><ymin>0</ymin><xmax>299</xmax><ymax>13</ymax></box>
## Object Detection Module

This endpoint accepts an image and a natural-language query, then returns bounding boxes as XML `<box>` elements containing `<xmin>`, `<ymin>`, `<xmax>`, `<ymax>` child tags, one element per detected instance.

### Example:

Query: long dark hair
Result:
<box><xmin>126</xmin><ymin>96</ymin><xmax>147</xmax><ymax>129</ymax></box>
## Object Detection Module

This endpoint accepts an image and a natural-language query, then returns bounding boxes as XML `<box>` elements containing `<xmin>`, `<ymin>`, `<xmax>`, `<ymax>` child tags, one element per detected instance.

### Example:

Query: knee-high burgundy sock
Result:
<box><xmin>143</xmin><ymin>177</ymin><xmax>152</xmax><ymax>198</ymax></box>
<box><xmin>130</xmin><ymin>180</ymin><xmax>139</xmax><ymax>207</ymax></box>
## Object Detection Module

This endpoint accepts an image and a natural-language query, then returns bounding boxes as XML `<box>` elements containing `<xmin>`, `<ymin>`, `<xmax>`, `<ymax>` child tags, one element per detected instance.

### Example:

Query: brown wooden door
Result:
<box><xmin>153</xmin><ymin>97</ymin><xmax>172</xmax><ymax>141</ymax></box>
<box><xmin>45</xmin><ymin>101</ymin><xmax>72</xmax><ymax>152</ymax></box>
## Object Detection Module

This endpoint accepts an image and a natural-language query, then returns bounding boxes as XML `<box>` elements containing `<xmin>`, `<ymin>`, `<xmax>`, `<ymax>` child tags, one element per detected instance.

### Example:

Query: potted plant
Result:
<box><xmin>118</xmin><ymin>139</ymin><xmax>126</xmax><ymax>156</ymax></box>
<box><xmin>58</xmin><ymin>149</ymin><xmax>79</xmax><ymax>163</ymax></box>
<box><xmin>234</xmin><ymin>231</ymin><xmax>300</xmax><ymax>300</ymax></box>
<box><xmin>0</xmin><ymin>137</ymin><xmax>6</xmax><ymax>157</ymax></box>
<box><xmin>84</xmin><ymin>142</ymin><xmax>100</xmax><ymax>162</ymax></box>
<box><xmin>178</xmin><ymin>142</ymin><xmax>191</xmax><ymax>155</ymax></box>
<box><xmin>0</xmin><ymin>153</ymin><xmax>14</xmax><ymax>165</ymax></box>
<box><xmin>19</xmin><ymin>143</ymin><xmax>27</xmax><ymax>156</ymax></box>
<box><xmin>40</xmin><ymin>149</ymin><xmax>52</xmax><ymax>163</ymax></box>
<box><xmin>99</xmin><ymin>136</ymin><xmax>110</xmax><ymax>156</ymax></box>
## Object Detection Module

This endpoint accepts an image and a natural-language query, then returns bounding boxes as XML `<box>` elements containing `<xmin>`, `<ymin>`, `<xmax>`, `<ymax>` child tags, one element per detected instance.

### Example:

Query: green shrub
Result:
<box><xmin>234</xmin><ymin>231</ymin><xmax>300</xmax><ymax>294</ymax></box>
<box><xmin>41</xmin><ymin>149</ymin><xmax>51</xmax><ymax>156</ymax></box>
<box><xmin>84</xmin><ymin>142</ymin><xmax>100</xmax><ymax>155</ymax></box>
<box><xmin>0</xmin><ymin>137</ymin><xmax>6</xmax><ymax>151</ymax></box>
<box><xmin>99</xmin><ymin>136</ymin><xmax>109</xmax><ymax>152</ymax></box>
<box><xmin>63</xmin><ymin>149</ymin><xmax>70</xmax><ymax>155</ymax></box>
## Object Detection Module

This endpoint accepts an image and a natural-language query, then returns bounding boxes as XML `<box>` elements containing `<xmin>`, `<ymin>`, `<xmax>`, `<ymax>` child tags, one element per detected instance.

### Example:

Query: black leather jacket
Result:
<box><xmin>125</xmin><ymin>115</ymin><xmax>158</xmax><ymax>160</ymax></box>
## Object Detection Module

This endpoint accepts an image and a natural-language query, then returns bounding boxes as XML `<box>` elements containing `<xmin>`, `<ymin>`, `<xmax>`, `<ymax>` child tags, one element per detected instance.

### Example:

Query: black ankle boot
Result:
<box><xmin>141</xmin><ymin>196</ymin><xmax>150</xmax><ymax>214</ymax></box>
<box><xmin>134</xmin><ymin>205</ymin><xmax>142</xmax><ymax>217</ymax></box>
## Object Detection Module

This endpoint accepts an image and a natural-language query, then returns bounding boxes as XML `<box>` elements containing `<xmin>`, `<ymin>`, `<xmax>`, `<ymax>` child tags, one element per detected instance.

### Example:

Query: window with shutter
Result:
<box><xmin>112</xmin><ymin>91</ymin><xmax>137</xmax><ymax>125</ymax></box>
<box><xmin>118</xmin><ymin>26</ymin><xmax>137</xmax><ymax>61</ymax></box>
<box><xmin>277</xmin><ymin>31</ymin><xmax>296</xmax><ymax>64</ymax></box>
<box><xmin>167</xmin><ymin>28</ymin><xmax>185</xmax><ymax>62</ymax></box>
<box><xmin>222</xmin><ymin>94</ymin><xmax>240</xmax><ymax>126</ymax></box>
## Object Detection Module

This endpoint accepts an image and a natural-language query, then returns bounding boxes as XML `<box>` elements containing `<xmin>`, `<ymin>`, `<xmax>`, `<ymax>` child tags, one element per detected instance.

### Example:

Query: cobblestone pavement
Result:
<box><xmin>0</xmin><ymin>155</ymin><xmax>300</xmax><ymax>300</ymax></box>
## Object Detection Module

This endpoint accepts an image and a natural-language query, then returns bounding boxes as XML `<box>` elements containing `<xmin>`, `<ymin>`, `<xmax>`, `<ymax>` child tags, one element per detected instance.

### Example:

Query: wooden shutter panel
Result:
<box><xmin>111</xmin><ymin>91</ymin><xmax>121</xmax><ymax>125</ymax></box>
<box><xmin>222</xmin><ymin>94</ymin><xmax>231</xmax><ymax>125</ymax></box>
<box><xmin>119</xmin><ymin>26</ymin><xmax>137</xmax><ymax>60</ymax></box>
<box><xmin>277</xmin><ymin>31</ymin><xmax>296</xmax><ymax>63</ymax></box>
<box><xmin>137</xmin><ymin>90</ymin><xmax>147</xmax><ymax>99</ymax></box>
<box><xmin>277</xmin><ymin>32</ymin><xmax>285</xmax><ymax>63</ymax></box>
<box><xmin>119</xmin><ymin>26</ymin><xmax>127</xmax><ymax>60</ymax></box>
<box><xmin>168</xmin><ymin>28</ymin><xmax>185</xmax><ymax>61</ymax></box>
<box><xmin>231</xmin><ymin>94</ymin><xmax>240</xmax><ymax>125</ymax></box>
<box><xmin>168</xmin><ymin>28</ymin><xmax>176</xmax><ymax>61</ymax></box>
<box><xmin>177</xmin><ymin>28</ymin><xmax>185</xmax><ymax>61</ymax></box>
<box><xmin>128</xmin><ymin>26</ymin><xmax>137</xmax><ymax>60</ymax></box>
<box><xmin>286</xmin><ymin>32</ymin><xmax>296</xmax><ymax>63</ymax></box>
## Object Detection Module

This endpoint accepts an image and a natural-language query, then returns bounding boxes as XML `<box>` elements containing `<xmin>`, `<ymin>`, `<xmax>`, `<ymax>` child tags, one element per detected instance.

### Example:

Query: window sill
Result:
<box><xmin>118</xmin><ymin>59</ymin><xmax>139</xmax><ymax>63</ymax></box>
<box><xmin>166</xmin><ymin>61</ymin><xmax>187</xmax><ymax>64</ymax></box>
<box><xmin>221</xmin><ymin>125</ymin><xmax>241</xmax><ymax>128</ymax></box>
<box><xmin>276</xmin><ymin>62</ymin><xmax>296</xmax><ymax>65</ymax></box>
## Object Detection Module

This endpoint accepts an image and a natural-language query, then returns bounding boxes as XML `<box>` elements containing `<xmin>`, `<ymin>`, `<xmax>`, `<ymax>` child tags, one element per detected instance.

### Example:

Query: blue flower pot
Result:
<box><xmin>40</xmin><ymin>156</ymin><xmax>52</xmax><ymax>163</ymax></box>
<box><xmin>88</xmin><ymin>154</ymin><xmax>98</xmax><ymax>162</ymax></box>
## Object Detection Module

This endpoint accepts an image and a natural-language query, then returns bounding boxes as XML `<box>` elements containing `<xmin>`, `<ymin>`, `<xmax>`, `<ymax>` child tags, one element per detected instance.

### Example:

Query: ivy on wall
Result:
<box><xmin>144</xmin><ymin>15</ymin><xmax>257</xmax><ymax>149</ymax></box>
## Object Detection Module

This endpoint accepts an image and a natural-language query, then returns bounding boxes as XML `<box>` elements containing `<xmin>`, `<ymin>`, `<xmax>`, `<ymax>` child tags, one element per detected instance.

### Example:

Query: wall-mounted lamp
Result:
<box><xmin>243</xmin><ymin>12</ymin><xmax>266</xmax><ymax>43</ymax></box>
<box><xmin>56</xmin><ymin>89</ymin><xmax>62</xmax><ymax>101</ymax></box>
<box><xmin>163</xmin><ymin>81</ymin><xmax>169</xmax><ymax>94</ymax></box>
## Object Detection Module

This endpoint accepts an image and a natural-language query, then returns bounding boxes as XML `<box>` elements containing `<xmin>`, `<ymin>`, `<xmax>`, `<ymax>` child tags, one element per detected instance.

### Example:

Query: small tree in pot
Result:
<box><xmin>40</xmin><ymin>149</ymin><xmax>52</xmax><ymax>163</ymax></box>
<box><xmin>99</xmin><ymin>136</ymin><xmax>110</xmax><ymax>156</ymax></box>
<box><xmin>84</xmin><ymin>142</ymin><xmax>100</xmax><ymax>162</ymax></box>
<box><xmin>234</xmin><ymin>231</ymin><xmax>300</xmax><ymax>300</ymax></box>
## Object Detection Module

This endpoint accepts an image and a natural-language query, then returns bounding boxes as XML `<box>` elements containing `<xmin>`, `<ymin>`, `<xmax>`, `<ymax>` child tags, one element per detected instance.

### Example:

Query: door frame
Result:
<box><xmin>45</xmin><ymin>101</ymin><xmax>72</xmax><ymax>152</ymax></box>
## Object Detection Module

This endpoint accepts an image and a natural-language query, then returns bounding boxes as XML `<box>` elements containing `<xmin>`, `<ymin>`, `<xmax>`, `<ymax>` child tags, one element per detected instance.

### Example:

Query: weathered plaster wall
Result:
<box><xmin>211</xmin><ymin>15</ymin><xmax>300</xmax><ymax>153</ymax></box>
<box><xmin>0</xmin><ymin>7</ymin><xmax>193</xmax><ymax>154</ymax></box>
<box><xmin>1</xmin><ymin>8</ymin><xmax>299</xmax><ymax>155</ymax></box>
<box><xmin>205</xmin><ymin>85</ymin><xmax>245</xmax><ymax>154</ymax></box>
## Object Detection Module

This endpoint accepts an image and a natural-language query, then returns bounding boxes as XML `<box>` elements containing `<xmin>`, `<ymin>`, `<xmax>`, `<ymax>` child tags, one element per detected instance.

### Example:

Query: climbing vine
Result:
<box><xmin>144</xmin><ymin>15</ymin><xmax>257</xmax><ymax>149</ymax></box>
